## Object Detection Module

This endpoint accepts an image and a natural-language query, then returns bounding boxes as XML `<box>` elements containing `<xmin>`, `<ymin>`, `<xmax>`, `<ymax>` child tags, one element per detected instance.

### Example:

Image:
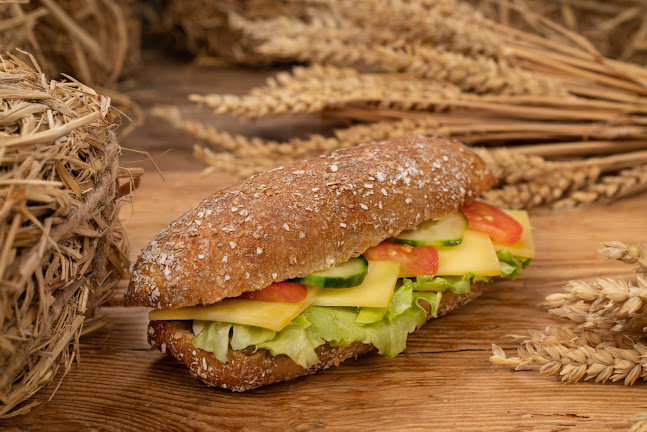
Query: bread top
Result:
<box><xmin>125</xmin><ymin>135</ymin><xmax>496</xmax><ymax>309</ymax></box>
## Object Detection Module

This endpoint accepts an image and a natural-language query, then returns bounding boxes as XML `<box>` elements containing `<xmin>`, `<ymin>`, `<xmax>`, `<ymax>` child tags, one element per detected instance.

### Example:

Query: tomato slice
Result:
<box><xmin>239</xmin><ymin>281</ymin><xmax>307</xmax><ymax>303</ymax></box>
<box><xmin>461</xmin><ymin>201</ymin><xmax>523</xmax><ymax>245</ymax></box>
<box><xmin>363</xmin><ymin>242</ymin><xmax>439</xmax><ymax>276</ymax></box>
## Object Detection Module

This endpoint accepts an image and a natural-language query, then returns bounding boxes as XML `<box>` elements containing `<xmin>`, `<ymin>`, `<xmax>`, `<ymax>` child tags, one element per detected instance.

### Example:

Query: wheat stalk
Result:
<box><xmin>230</xmin><ymin>0</ymin><xmax>504</xmax><ymax>58</ymax></box>
<box><xmin>492</xmin><ymin>238</ymin><xmax>647</xmax><ymax>386</ymax></box>
<box><xmin>552</xmin><ymin>163</ymin><xmax>647</xmax><ymax>210</ymax></box>
<box><xmin>490</xmin><ymin>326</ymin><xmax>647</xmax><ymax>384</ymax></box>
<box><xmin>630</xmin><ymin>413</ymin><xmax>647</xmax><ymax>432</ymax></box>
<box><xmin>474</xmin><ymin>0</ymin><xmax>647</xmax><ymax>65</ymax></box>
<box><xmin>600</xmin><ymin>241</ymin><xmax>647</xmax><ymax>274</ymax></box>
<box><xmin>251</xmin><ymin>38</ymin><xmax>565</xmax><ymax>97</ymax></box>
<box><xmin>545</xmin><ymin>277</ymin><xmax>647</xmax><ymax>333</ymax></box>
<box><xmin>189</xmin><ymin>65</ymin><xmax>465</xmax><ymax>118</ymax></box>
<box><xmin>480</xmin><ymin>164</ymin><xmax>601</xmax><ymax>209</ymax></box>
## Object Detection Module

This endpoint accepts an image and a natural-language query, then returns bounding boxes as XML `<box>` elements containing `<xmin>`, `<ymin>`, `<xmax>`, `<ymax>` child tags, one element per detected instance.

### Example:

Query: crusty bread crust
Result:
<box><xmin>148</xmin><ymin>281</ymin><xmax>490</xmax><ymax>391</ymax></box>
<box><xmin>126</xmin><ymin>136</ymin><xmax>495</xmax><ymax>309</ymax></box>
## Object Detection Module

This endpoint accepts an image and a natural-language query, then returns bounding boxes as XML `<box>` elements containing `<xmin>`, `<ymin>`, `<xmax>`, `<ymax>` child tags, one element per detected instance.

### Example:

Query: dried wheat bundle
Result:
<box><xmin>490</xmin><ymin>327</ymin><xmax>647</xmax><ymax>385</ymax></box>
<box><xmin>156</xmin><ymin>0</ymin><xmax>647</xmax><ymax>209</ymax></box>
<box><xmin>152</xmin><ymin>105</ymin><xmax>449</xmax><ymax>178</ymax></box>
<box><xmin>492</xmin><ymin>239</ymin><xmax>647</xmax><ymax>386</ymax></box>
<box><xmin>0</xmin><ymin>54</ymin><xmax>142</xmax><ymax>418</ymax></box>
<box><xmin>0</xmin><ymin>0</ymin><xmax>141</xmax><ymax>87</ymax></box>
<box><xmin>478</xmin><ymin>149</ymin><xmax>647</xmax><ymax>210</ymax></box>
<box><xmin>473</xmin><ymin>0</ymin><xmax>647</xmax><ymax>64</ymax></box>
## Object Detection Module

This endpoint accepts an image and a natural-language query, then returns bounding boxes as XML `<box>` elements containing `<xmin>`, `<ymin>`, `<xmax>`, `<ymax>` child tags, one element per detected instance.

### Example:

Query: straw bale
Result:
<box><xmin>0</xmin><ymin>53</ymin><xmax>141</xmax><ymax>418</ymax></box>
<box><xmin>0</xmin><ymin>0</ymin><xmax>141</xmax><ymax>87</ymax></box>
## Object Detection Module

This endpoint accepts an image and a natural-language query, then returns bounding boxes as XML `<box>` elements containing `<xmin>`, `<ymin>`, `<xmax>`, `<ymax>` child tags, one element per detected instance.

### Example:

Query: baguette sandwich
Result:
<box><xmin>125</xmin><ymin>135</ymin><xmax>534</xmax><ymax>391</ymax></box>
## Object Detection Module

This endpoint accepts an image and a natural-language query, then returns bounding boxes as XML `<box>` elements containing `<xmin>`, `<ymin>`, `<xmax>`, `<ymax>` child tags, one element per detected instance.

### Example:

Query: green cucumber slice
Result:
<box><xmin>294</xmin><ymin>256</ymin><xmax>368</xmax><ymax>288</ymax></box>
<box><xmin>391</xmin><ymin>212</ymin><xmax>468</xmax><ymax>247</ymax></box>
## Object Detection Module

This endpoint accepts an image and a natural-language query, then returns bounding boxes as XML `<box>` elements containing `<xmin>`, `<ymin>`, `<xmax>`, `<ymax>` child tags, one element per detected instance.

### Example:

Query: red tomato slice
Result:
<box><xmin>239</xmin><ymin>281</ymin><xmax>307</xmax><ymax>303</ymax></box>
<box><xmin>461</xmin><ymin>201</ymin><xmax>523</xmax><ymax>245</ymax></box>
<box><xmin>363</xmin><ymin>242</ymin><xmax>439</xmax><ymax>276</ymax></box>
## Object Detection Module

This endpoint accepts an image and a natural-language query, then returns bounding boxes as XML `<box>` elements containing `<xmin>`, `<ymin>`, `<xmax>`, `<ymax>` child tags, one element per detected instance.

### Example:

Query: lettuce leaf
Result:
<box><xmin>192</xmin><ymin>321</ymin><xmax>232</xmax><ymax>363</ymax></box>
<box><xmin>253</xmin><ymin>315</ymin><xmax>321</xmax><ymax>368</ymax></box>
<box><xmin>412</xmin><ymin>273</ymin><xmax>490</xmax><ymax>294</ymax></box>
<box><xmin>496</xmin><ymin>249</ymin><xmax>530</xmax><ymax>280</ymax></box>
<box><xmin>230</xmin><ymin>324</ymin><xmax>276</xmax><ymax>351</ymax></box>
<box><xmin>303</xmin><ymin>294</ymin><xmax>432</xmax><ymax>359</ymax></box>
<box><xmin>192</xmin><ymin>251</ymin><xmax>527</xmax><ymax>368</ymax></box>
<box><xmin>354</xmin><ymin>281</ymin><xmax>413</xmax><ymax>324</ymax></box>
<box><xmin>192</xmin><ymin>278</ymin><xmax>445</xmax><ymax>368</ymax></box>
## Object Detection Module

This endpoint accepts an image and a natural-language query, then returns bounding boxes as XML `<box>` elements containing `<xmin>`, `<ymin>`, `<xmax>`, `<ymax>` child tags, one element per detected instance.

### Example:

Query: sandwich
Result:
<box><xmin>124</xmin><ymin>135</ymin><xmax>534</xmax><ymax>390</ymax></box>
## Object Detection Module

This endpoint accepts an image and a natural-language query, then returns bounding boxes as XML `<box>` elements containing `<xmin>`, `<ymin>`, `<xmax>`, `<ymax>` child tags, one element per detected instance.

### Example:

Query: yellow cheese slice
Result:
<box><xmin>312</xmin><ymin>259</ymin><xmax>400</xmax><ymax>307</ymax></box>
<box><xmin>432</xmin><ymin>229</ymin><xmax>501</xmax><ymax>277</ymax></box>
<box><xmin>148</xmin><ymin>286</ymin><xmax>320</xmax><ymax>331</ymax></box>
<box><xmin>492</xmin><ymin>209</ymin><xmax>535</xmax><ymax>259</ymax></box>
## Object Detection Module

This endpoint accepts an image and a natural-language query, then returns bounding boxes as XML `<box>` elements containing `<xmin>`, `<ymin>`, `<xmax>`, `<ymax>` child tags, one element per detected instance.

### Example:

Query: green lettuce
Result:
<box><xmin>354</xmin><ymin>281</ymin><xmax>413</xmax><ymax>324</ymax></box>
<box><xmin>192</xmin><ymin>252</ymin><xmax>528</xmax><ymax>368</ymax></box>
<box><xmin>252</xmin><ymin>315</ymin><xmax>321</xmax><ymax>368</ymax></box>
<box><xmin>412</xmin><ymin>273</ymin><xmax>491</xmax><ymax>294</ymax></box>
<box><xmin>192</xmin><ymin>321</ymin><xmax>232</xmax><ymax>362</ymax></box>
<box><xmin>496</xmin><ymin>249</ymin><xmax>531</xmax><ymax>280</ymax></box>
<box><xmin>193</xmin><ymin>278</ymin><xmax>444</xmax><ymax>368</ymax></box>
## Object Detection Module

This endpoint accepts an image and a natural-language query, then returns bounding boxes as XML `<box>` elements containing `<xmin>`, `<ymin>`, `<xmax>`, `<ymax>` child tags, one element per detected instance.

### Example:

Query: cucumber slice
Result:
<box><xmin>293</xmin><ymin>256</ymin><xmax>369</xmax><ymax>288</ymax></box>
<box><xmin>391</xmin><ymin>212</ymin><xmax>468</xmax><ymax>247</ymax></box>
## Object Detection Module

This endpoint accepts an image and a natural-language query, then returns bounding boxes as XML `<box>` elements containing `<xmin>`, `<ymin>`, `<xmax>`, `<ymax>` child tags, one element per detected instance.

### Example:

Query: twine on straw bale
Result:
<box><xmin>0</xmin><ymin>53</ymin><xmax>142</xmax><ymax>418</ymax></box>
<box><xmin>0</xmin><ymin>0</ymin><xmax>141</xmax><ymax>87</ymax></box>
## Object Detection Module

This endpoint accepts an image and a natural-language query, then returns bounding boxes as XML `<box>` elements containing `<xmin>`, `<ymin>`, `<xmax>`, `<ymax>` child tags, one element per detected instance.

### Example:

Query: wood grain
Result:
<box><xmin>3</xmin><ymin>53</ymin><xmax>647</xmax><ymax>431</ymax></box>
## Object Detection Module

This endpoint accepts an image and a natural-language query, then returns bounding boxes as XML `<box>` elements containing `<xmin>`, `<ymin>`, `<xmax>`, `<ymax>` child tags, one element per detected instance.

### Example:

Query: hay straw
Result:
<box><xmin>0</xmin><ymin>53</ymin><xmax>142</xmax><ymax>417</ymax></box>
<box><xmin>0</xmin><ymin>0</ymin><xmax>141</xmax><ymax>87</ymax></box>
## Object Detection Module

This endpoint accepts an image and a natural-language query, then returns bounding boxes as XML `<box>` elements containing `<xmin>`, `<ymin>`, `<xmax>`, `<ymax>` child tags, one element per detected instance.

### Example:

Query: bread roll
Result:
<box><xmin>125</xmin><ymin>135</ymin><xmax>499</xmax><ymax>390</ymax></box>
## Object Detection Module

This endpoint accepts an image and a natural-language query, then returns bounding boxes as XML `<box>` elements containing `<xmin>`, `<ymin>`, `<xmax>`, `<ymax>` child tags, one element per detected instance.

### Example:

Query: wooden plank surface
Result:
<box><xmin>3</xmin><ymin>51</ymin><xmax>647</xmax><ymax>431</ymax></box>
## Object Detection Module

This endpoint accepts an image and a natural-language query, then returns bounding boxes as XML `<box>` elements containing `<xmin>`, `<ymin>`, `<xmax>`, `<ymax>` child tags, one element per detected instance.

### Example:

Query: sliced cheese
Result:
<box><xmin>311</xmin><ymin>259</ymin><xmax>400</xmax><ymax>308</ymax></box>
<box><xmin>435</xmin><ymin>229</ymin><xmax>500</xmax><ymax>276</ymax></box>
<box><xmin>492</xmin><ymin>209</ymin><xmax>535</xmax><ymax>259</ymax></box>
<box><xmin>148</xmin><ymin>286</ymin><xmax>321</xmax><ymax>332</ymax></box>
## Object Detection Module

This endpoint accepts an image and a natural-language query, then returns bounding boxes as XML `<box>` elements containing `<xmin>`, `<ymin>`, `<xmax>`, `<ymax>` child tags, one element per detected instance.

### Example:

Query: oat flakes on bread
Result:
<box><xmin>125</xmin><ymin>135</ymin><xmax>530</xmax><ymax>391</ymax></box>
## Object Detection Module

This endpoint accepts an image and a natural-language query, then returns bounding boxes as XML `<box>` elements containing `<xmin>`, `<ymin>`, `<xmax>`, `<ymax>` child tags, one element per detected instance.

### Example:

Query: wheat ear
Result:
<box><xmin>545</xmin><ymin>277</ymin><xmax>647</xmax><ymax>333</ymax></box>
<box><xmin>490</xmin><ymin>327</ymin><xmax>647</xmax><ymax>384</ymax></box>
<box><xmin>600</xmin><ymin>241</ymin><xmax>647</xmax><ymax>274</ymax></box>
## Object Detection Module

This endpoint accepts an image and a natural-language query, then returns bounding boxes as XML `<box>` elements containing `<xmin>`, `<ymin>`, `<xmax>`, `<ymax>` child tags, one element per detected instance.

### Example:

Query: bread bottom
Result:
<box><xmin>148</xmin><ymin>281</ymin><xmax>490</xmax><ymax>391</ymax></box>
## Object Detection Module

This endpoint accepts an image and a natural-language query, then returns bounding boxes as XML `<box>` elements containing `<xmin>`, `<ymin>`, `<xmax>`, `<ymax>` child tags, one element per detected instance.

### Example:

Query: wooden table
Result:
<box><xmin>3</xmin><ymin>51</ymin><xmax>647</xmax><ymax>432</ymax></box>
